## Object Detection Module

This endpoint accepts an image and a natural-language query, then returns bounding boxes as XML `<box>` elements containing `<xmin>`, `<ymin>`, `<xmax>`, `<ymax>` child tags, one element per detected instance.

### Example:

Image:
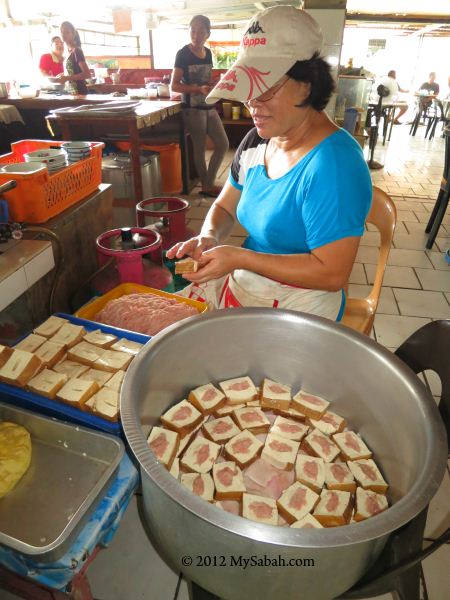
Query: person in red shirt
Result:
<box><xmin>39</xmin><ymin>36</ymin><xmax>64</xmax><ymax>77</ymax></box>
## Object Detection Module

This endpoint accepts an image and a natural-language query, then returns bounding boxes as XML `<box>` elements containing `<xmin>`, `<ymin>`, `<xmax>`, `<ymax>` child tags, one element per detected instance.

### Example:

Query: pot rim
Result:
<box><xmin>121</xmin><ymin>308</ymin><xmax>448</xmax><ymax>548</ymax></box>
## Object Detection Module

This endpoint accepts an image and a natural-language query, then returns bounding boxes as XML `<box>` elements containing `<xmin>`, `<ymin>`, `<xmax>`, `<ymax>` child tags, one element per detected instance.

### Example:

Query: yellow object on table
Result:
<box><xmin>75</xmin><ymin>283</ymin><xmax>208</xmax><ymax>322</ymax></box>
<box><xmin>0</xmin><ymin>421</ymin><xmax>32</xmax><ymax>498</ymax></box>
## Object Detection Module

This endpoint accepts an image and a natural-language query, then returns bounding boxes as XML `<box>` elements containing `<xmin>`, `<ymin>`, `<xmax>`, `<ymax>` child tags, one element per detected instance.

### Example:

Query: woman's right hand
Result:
<box><xmin>166</xmin><ymin>234</ymin><xmax>218</xmax><ymax>261</ymax></box>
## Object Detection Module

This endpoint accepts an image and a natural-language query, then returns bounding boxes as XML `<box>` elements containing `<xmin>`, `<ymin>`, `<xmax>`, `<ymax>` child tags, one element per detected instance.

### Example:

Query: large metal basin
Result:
<box><xmin>121</xmin><ymin>309</ymin><xmax>447</xmax><ymax>600</ymax></box>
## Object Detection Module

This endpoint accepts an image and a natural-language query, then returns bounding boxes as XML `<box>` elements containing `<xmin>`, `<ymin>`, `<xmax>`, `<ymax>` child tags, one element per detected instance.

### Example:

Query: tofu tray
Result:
<box><xmin>0</xmin><ymin>313</ymin><xmax>150</xmax><ymax>436</ymax></box>
<box><xmin>0</xmin><ymin>401</ymin><xmax>124</xmax><ymax>561</ymax></box>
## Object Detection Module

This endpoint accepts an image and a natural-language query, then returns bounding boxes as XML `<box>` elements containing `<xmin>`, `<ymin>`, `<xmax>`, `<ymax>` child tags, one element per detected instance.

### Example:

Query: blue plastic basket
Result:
<box><xmin>0</xmin><ymin>313</ymin><xmax>150</xmax><ymax>436</ymax></box>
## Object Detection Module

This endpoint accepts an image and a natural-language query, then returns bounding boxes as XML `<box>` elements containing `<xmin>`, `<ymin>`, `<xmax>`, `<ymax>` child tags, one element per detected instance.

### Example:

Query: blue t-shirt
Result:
<box><xmin>230</xmin><ymin>128</ymin><xmax>372</xmax><ymax>254</ymax></box>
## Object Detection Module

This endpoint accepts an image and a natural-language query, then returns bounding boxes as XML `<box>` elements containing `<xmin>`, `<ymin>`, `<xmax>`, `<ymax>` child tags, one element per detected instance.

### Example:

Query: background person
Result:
<box><xmin>170</xmin><ymin>14</ymin><xmax>229</xmax><ymax>198</ymax></box>
<box><xmin>167</xmin><ymin>6</ymin><xmax>372</xmax><ymax>322</ymax></box>
<box><xmin>370</xmin><ymin>70</ymin><xmax>409</xmax><ymax>123</ymax></box>
<box><xmin>57</xmin><ymin>21</ymin><xmax>90</xmax><ymax>95</ymax></box>
<box><xmin>418</xmin><ymin>72</ymin><xmax>440</xmax><ymax>112</ymax></box>
<box><xmin>39</xmin><ymin>36</ymin><xmax>64</xmax><ymax>77</ymax></box>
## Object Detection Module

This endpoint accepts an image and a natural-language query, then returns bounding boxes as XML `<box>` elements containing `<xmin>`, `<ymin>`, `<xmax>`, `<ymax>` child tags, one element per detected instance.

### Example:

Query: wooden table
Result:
<box><xmin>46</xmin><ymin>99</ymin><xmax>189</xmax><ymax>201</ymax></box>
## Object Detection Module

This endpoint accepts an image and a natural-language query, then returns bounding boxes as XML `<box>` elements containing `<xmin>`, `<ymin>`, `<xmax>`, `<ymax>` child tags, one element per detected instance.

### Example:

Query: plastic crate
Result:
<box><xmin>0</xmin><ymin>313</ymin><xmax>150</xmax><ymax>436</ymax></box>
<box><xmin>75</xmin><ymin>283</ymin><xmax>208</xmax><ymax>330</ymax></box>
<box><xmin>0</xmin><ymin>139</ymin><xmax>104</xmax><ymax>223</ymax></box>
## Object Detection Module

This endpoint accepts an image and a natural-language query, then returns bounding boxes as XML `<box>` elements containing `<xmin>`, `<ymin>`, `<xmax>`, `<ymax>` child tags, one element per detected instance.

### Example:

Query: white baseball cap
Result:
<box><xmin>206</xmin><ymin>6</ymin><xmax>323</xmax><ymax>104</ymax></box>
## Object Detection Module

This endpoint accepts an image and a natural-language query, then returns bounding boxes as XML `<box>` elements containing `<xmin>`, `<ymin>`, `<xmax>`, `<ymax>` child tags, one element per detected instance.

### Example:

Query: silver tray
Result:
<box><xmin>0</xmin><ymin>402</ymin><xmax>124</xmax><ymax>562</ymax></box>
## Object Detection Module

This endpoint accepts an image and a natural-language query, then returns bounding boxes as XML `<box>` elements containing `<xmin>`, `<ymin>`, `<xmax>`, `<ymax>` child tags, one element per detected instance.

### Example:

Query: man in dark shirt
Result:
<box><xmin>419</xmin><ymin>72</ymin><xmax>440</xmax><ymax>97</ymax></box>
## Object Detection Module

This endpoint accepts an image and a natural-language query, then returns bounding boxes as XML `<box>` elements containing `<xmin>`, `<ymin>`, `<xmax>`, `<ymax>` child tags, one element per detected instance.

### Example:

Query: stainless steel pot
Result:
<box><xmin>121</xmin><ymin>309</ymin><xmax>447</xmax><ymax>600</ymax></box>
<box><xmin>102</xmin><ymin>152</ymin><xmax>161</xmax><ymax>200</ymax></box>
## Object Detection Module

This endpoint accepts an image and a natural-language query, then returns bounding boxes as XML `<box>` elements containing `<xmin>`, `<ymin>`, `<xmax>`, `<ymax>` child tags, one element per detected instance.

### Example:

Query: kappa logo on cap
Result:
<box><xmin>245</xmin><ymin>21</ymin><xmax>265</xmax><ymax>35</ymax></box>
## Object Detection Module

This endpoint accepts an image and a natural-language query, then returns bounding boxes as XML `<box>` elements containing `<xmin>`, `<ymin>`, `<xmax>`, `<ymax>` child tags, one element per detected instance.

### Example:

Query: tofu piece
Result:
<box><xmin>242</xmin><ymin>493</ymin><xmax>278</xmax><ymax>525</ymax></box>
<box><xmin>27</xmin><ymin>368</ymin><xmax>67</xmax><ymax>399</ymax></box>
<box><xmin>53</xmin><ymin>359</ymin><xmax>89</xmax><ymax>379</ymax></box>
<box><xmin>0</xmin><ymin>345</ymin><xmax>13</xmax><ymax>368</ymax></box>
<box><xmin>354</xmin><ymin>487</ymin><xmax>389</xmax><ymax>522</ymax></box>
<box><xmin>147</xmin><ymin>426</ymin><xmax>179</xmax><ymax>469</ymax></box>
<box><xmin>309</xmin><ymin>411</ymin><xmax>346</xmax><ymax>435</ymax></box>
<box><xmin>273</xmin><ymin>407</ymin><xmax>306</xmax><ymax>422</ymax></box>
<box><xmin>224</xmin><ymin>430</ymin><xmax>263</xmax><ymax>468</ymax></box>
<box><xmin>84</xmin><ymin>387</ymin><xmax>120</xmax><ymax>422</ymax></box>
<box><xmin>161</xmin><ymin>400</ymin><xmax>203</xmax><ymax>437</ymax></box>
<box><xmin>180</xmin><ymin>437</ymin><xmax>221</xmax><ymax>474</ymax></box>
<box><xmin>14</xmin><ymin>333</ymin><xmax>47</xmax><ymax>353</ymax></box>
<box><xmin>56</xmin><ymin>377</ymin><xmax>99</xmax><ymax>408</ymax></box>
<box><xmin>292</xmin><ymin>390</ymin><xmax>330</xmax><ymax>420</ymax></box>
<box><xmin>214</xmin><ymin>402</ymin><xmax>246</xmax><ymax>417</ymax></box>
<box><xmin>260</xmin><ymin>378</ymin><xmax>292</xmax><ymax>411</ymax></box>
<box><xmin>303</xmin><ymin>429</ymin><xmax>340</xmax><ymax>463</ymax></box>
<box><xmin>188</xmin><ymin>383</ymin><xmax>226</xmax><ymax>414</ymax></box>
<box><xmin>246</xmin><ymin>399</ymin><xmax>261</xmax><ymax>407</ymax></box>
<box><xmin>261</xmin><ymin>433</ymin><xmax>300</xmax><ymax>471</ymax></box>
<box><xmin>324</xmin><ymin>462</ymin><xmax>356</xmax><ymax>493</ymax></box>
<box><xmin>333</xmin><ymin>431</ymin><xmax>372</xmax><ymax>461</ymax></box>
<box><xmin>34</xmin><ymin>341</ymin><xmax>66</xmax><ymax>368</ymax></box>
<box><xmin>67</xmin><ymin>341</ymin><xmax>105</xmax><ymax>367</ymax></box>
<box><xmin>0</xmin><ymin>350</ymin><xmax>42</xmax><ymax>387</ymax></box>
<box><xmin>175</xmin><ymin>257</ymin><xmax>199</xmax><ymax>274</ymax></box>
<box><xmin>232</xmin><ymin>406</ymin><xmax>270</xmax><ymax>434</ymax></box>
<box><xmin>271</xmin><ymin>416</ymin><xmax>309</xmax><ymax>442</ymax></box>
<box><xmin>34</xmin><ymin>315</ymin><xmax>68</xmax><ymax>338</ymax></box>
<box><xmin>83</xmin><ymin>329</ymin><xmax>117</xmax><ymax>348</ymax></box>
<box><xmin>169</xmin><ymin>457</ymin><xmax>180</xmax><ymax>479</ymax></box>
<box><xmin>110</xmin><ymin>338</ymin><xmax>143</xmax><ymax>355</ymax></box>
<box><xmin>94</xmin><ymin>349</ymin><xmax>133</xmax><ymax>373</ymax></box>
<box><xmin>181</xmin><ymin>472</ymin><xmax>214</xmax><ymax>502</ymax></box>
<box><xmin>313</xmin><ymin>490</ymin><xmax>353</xmax><ymax>527</ymax></box>
<box><xmin>277</xmin><ymin>482</ymin><xmax>320</xmax><ymax>524</ymax></box>
<box><xmin>49</xmin><ymin>323</ymin><xmax>86</xmax><ymax>348</ymax></box>
<box><xmin>175</xmin><ymin>417</ymin><xmax>206</xmax><ymax>458</ymax></box>
<box><xmin>104</xmin><ymin>369</ymin><xmax>125</xmax><ymax>392</ymax></box>
<box><xmin>0</xmin><ymin>344</ymin><xmax>14</xmax><ymax>368</ymax></box>
<box><xmin>291</xmin><ymin>514</ymin><xmax>324</xmax><ymax>529</ymax></box>
<box><xmin>213</xmin><ymin>461</ymin><xmax>246</xmax><ymax>500</ymax></box>
<box><xmin>347</xmin><ymin>459</ymin><xmax>388</xmax><ymax>493</ymax></box>
<box><xmin>203</xmin><ymin>416</ymin><xmax>241</xmax><ymax>443</ymax></box>
<box><xmin>219</xmin><ymin>376</ymin><xmax>258</xmax><ymax>405</ymax></box>
<box><xmin>295</xmin><ymin>455</ymin><xmax>325</xmax><ymax>494</ymax></box>
<box><xmin>78</xmin><ymin>369</ymin><xmax>112</xmax><ymax>392</ymax></box>
<box><xmin>78</xmin><ymin>368</ymin><xmax>113</xmax><ymax>388</ymax></box>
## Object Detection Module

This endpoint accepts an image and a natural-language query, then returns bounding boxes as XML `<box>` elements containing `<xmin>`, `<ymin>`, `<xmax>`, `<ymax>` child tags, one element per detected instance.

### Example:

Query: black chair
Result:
<box><xmin>425</xmin><ymin>125</ymin><xmax>450</xmax><ymax>248</ymax></box>
<box><xmin>409</xmin><ymin>97</ymin><xmax>433</xmax><ymax>136</ymax></box>
<box><xmin>424</xmin><ymin>99</ymin><xmax>444</xmax><ymax>140</ymax></box>
<box><xmin>340</xmin><ymin>320</ymin><xmax>450</xmax><ymax>600</ymax></box>
<box><xmin>187</xmin><ymin>321</ymin><xmax>450</xmax><ymax>600</ymax></box>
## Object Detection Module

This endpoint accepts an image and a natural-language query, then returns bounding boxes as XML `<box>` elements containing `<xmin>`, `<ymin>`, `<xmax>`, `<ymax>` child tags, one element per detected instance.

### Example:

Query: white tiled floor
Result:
<box><xmin>3</xmin><ymin>123</ymin><xmax>449</xmax><ymax>600</ymax></box>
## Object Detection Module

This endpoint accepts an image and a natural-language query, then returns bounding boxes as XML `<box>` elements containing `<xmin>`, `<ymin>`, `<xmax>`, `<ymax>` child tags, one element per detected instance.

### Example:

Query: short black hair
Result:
<box><xmin>286</xmin><ymin>53</ymin><xmax>335</xmax><ymax>111</ymax></box>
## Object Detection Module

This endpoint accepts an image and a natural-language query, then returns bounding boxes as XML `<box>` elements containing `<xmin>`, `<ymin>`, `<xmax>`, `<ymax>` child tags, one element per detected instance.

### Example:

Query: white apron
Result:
<box><xmin>177</xmin><ymin>269</ymin><xmax>345</xmax><ymax>322</ymax></box>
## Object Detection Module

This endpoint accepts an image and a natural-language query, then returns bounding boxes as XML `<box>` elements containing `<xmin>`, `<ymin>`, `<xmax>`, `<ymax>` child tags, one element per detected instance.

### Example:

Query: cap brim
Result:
<box><xmin>206</xmin><ymin>57</ymin><xmax>296</xmax><ymax>104</ymax></box>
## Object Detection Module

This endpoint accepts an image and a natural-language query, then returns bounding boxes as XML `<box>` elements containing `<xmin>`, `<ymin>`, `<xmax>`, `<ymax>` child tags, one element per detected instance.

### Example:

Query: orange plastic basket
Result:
<box><xmin>0</xmin><ymin>139</ymin><xmax>104</xmax><ymax>223</ymax></box>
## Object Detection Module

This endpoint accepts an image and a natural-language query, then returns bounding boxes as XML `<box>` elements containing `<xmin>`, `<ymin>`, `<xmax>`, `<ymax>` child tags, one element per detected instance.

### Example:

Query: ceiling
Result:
<box><xmin>3</xmin><ymin>0</ymin><xmax>450</xmax><ymax>35</ymax></box>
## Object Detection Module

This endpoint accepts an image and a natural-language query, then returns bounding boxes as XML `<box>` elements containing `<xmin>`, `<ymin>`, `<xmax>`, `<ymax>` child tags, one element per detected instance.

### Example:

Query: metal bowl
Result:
<box><xmin>121</xmin><ymin>308</ymin><xmax>447</xmax><ymax>600</ymax></box>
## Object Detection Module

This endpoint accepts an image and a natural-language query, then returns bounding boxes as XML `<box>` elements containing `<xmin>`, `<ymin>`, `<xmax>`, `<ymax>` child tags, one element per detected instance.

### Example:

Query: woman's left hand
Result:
<box><xmin>182</xmin><ymin>245</ymin><xmax>244</xmax><ymax>283</ymax></box>
<box><xmin>56</xmin><ymin>74</ymin><xmax>68</xmax><ymax>83</ymax></box>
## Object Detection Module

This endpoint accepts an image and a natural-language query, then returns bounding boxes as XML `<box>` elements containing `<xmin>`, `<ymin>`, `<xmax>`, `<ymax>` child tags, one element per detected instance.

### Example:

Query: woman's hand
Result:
<box><xmin>56</xmin><ymin>74</ymin><xmax>68</xmax><ymax>83</ymax></box>
<box><xmin>198</xmin><ymin>84</ymin><xmax>211</xmax><ymax>95</ymax></box>
<box><xmin>166</xmin><ymin>234</ymin><xmax>218</xmax><ymax>262</ymax></box>
<box><xmin>183</xmin><ymin>246</ymin><xmax>244</xmax><ymax>283</ymax></box>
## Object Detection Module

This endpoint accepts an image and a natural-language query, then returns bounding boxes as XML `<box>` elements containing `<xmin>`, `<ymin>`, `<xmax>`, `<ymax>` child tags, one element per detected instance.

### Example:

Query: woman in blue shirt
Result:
<box><xmin>167</xmin><ymin>7</ymin><xmax>372</xmax><ymax>321</ymax></box>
